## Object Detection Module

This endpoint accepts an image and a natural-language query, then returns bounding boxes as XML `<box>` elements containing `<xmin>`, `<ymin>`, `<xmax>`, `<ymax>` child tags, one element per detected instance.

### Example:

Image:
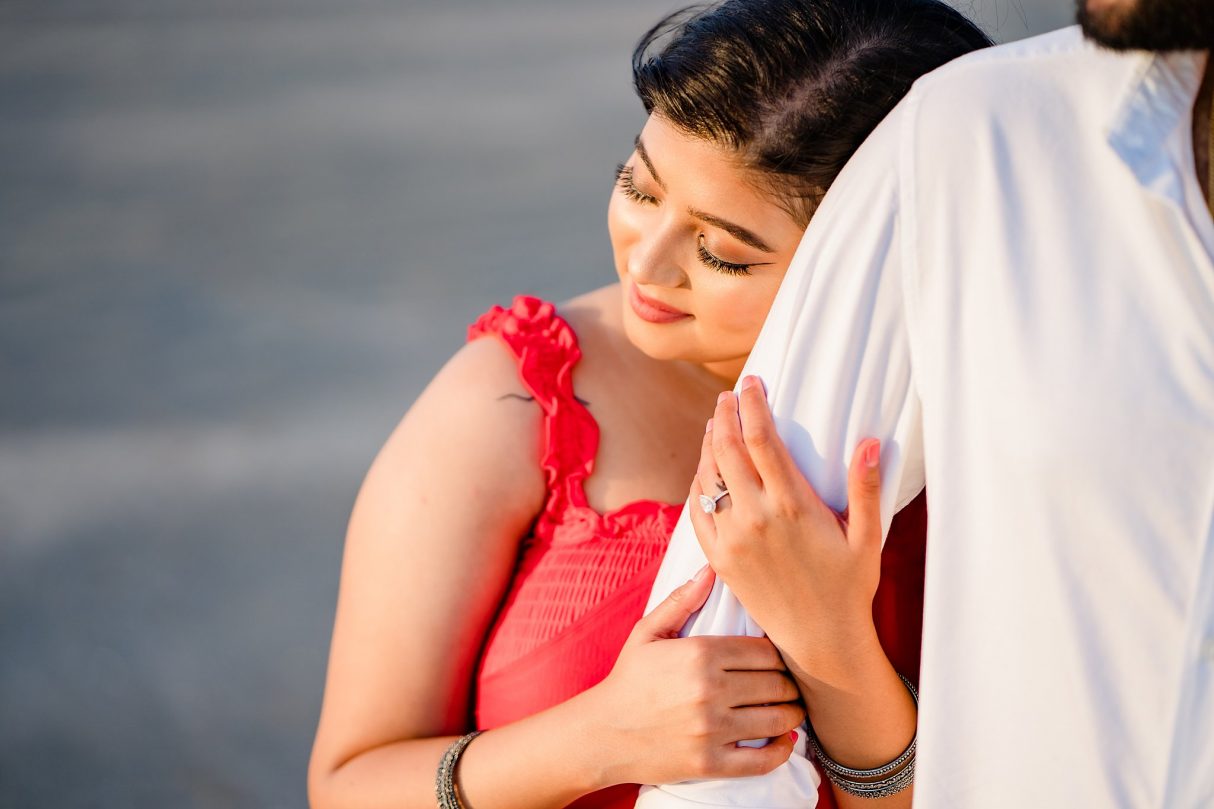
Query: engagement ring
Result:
<box><xmin>698</xmin><ymin>489</ymin><xmax>730</xmax><ymax>514</ymax></box>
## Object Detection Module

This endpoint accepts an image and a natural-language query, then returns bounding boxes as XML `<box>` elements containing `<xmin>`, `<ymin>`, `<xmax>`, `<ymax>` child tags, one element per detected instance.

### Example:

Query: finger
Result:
<box><xmin>725</xmin><ymin>702</ymin><xmax>807</xmax><ymax>744</ymax></box>
<box><xmin>736</xmin><ymin>375</ymin><xmax>800</xmax><ymax>488</ymax></box>
<box><xmin>688</xmin><ymin>475</ymin><xmax>719</xmax><ymax>557</ymax></box>
<box><xmin>628</xmin><ymin>564</ymin><xmax>716</xmax><ymax>643</ymax></box>
<box><xmin>692</xmin><ymin>635</ymin><xmax>788</xmax><ymax>672</ymax></box>
<box><xmin>711</xmin><ymin>391</ymin><xmax>763</xmax><ymax>503</ymax></box>
<box><xmin>846</xmin><ymin>438</ymin><xmax>884</xmax><ymax>552</ymax></box>
<box><xmin>722</xmin><ymin>670</ymin><xmax>802</xmax><ymax>708</ymax></box>
<box><xmin>716</xmin><ymin>731</ymin><xmax>798</xmax><ymax>778</ymax></box>
<box><xmin>697</xmin><ymin>417</ymin><xmax>727</xmax><ymax>504</ymax></box>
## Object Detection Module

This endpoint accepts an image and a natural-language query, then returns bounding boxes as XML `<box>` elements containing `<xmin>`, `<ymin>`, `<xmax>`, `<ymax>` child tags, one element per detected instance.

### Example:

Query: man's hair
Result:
<box><xmin>632</xmin><ymin>0</ymin><xmax>992</xmax><ymax>225</ymax></box>
<box><xmin>1077</xmin><ymin>0</ymin><xmax>1214</xmax><ymax>51</ymax></box>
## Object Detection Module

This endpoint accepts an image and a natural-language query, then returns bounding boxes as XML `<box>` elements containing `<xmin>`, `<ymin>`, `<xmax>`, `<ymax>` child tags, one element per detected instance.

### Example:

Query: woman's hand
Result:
<box><xmin>582</xmin><ymin>564</ymin><xmax>804</xmax><ymax>788</ymax></box>
<box><xmin>688</xmin><ymin>377</ymin><xmax>918</xmax><ymax>807</ymax></box>
<box><xmin>688</xmin><ymin>375</ymin><xmax>885</xmax><ymax>683</ymax></box>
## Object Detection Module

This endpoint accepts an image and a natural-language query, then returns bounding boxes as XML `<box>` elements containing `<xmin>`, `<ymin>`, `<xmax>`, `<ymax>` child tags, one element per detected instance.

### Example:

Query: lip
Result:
<box><xmin>628</xmin><ymin>281</ymin><xmax>690</xmax><ymax>324</ymax></box>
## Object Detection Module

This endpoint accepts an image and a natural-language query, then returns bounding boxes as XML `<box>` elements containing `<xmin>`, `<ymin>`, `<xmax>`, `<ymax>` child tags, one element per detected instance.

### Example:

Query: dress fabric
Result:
<box><xmin>470</xmin><ymin>295</ymin><xmax>928</xmax><ymax>809</ymax></box>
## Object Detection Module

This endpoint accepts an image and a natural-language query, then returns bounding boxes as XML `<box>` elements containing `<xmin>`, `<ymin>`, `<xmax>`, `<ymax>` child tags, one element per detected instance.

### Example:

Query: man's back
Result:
<box><xmin>895</xmin><ymin>27</ymin><xmax>1214</xmax><ymax>808</ymax></box>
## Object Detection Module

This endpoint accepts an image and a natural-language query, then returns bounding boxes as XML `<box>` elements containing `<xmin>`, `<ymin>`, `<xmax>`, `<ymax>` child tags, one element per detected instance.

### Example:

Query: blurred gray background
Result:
<box><xmin>0</xmin><ymin>1</ymin><xmax>1070</xmax><ymax>806</ymax></box>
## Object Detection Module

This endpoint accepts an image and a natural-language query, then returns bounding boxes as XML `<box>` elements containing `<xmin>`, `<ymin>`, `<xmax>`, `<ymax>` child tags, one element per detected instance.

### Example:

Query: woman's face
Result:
<box><xmin>607</xmin><ymin>114</ymin><xmax>806</xmax><ymax>382</ymax></box>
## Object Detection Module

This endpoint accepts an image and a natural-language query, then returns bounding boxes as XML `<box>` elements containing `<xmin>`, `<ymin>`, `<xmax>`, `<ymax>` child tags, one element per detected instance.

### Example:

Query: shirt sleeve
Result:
<box><xmin>636</xmin><ymin>97</ymin><xmax>924</xmax><ymax>809</ymax></box>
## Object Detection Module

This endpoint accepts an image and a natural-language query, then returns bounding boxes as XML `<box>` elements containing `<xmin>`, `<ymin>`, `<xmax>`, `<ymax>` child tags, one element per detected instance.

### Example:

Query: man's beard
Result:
<box><xmin>1077</xmin><ymin>0</ymin><xmax>1214</xmax><ymax>50</ymax></box>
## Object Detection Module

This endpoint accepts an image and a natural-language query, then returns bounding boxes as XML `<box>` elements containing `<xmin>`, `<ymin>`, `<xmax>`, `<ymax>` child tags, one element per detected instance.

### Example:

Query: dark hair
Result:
<box><xmin>633</xmin><ymin>0</ymin><xmax>992</xmax><ymax>224</ymax></box>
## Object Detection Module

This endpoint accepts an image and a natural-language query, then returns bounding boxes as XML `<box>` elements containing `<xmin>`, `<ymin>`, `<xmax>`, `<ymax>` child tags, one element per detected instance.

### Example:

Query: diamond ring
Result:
<box><xmin>698</xmin><ymin>489</ymin><xmax>730</xmax><ymax>514</ymax></box>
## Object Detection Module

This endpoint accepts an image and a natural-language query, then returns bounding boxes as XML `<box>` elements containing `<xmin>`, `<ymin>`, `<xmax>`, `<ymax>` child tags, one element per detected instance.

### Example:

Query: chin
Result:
<box><xmin>1077</xmin><ymin>0</ymin><xmax>1214</xmax><ymax>50</ymax></box>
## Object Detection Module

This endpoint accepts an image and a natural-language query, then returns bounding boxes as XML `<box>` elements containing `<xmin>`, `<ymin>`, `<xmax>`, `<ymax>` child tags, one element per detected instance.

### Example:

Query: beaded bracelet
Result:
<box><xmin>435</xmin><ymin>730</ymin><xmax>483</xmax><ymax>809</ymax></box>
<box><xmin>805</xmin><ymin>674</ymin><xmax>918</xmax><ymax>799</ymax></box>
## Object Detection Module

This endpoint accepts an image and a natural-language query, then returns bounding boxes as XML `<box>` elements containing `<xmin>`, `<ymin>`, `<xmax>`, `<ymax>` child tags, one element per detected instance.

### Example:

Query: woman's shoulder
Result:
<box><xmin>556</xmin><ymin>284</ymin><xmax>633</xmax><ymax>369</ymax></box>
<box><xmin>387</xmin><ymin>285</ymin><xmax>625</xmax><ymax>529</ymax></box>
<box><xmin>369</xmin><ymin>324</ymin><xmax>549</xmax><ymax>524</ymax></box>
<box><xmin>467</xmin><ymin>284</ymin><xmax>622</xmax><ymax>341</ymax></box>
<box><xmin>556</xmin><ymin>283</ymin><xmax>622</xmax><ymax>332</ymax></box>
<box><xmin>467</xmin><ymin>284</ymin><xmax>634</xmax><ymax>379</ymax></box>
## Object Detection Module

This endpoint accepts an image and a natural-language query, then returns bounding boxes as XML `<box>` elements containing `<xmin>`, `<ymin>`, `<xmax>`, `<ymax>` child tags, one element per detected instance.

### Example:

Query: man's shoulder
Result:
<box><xmin>808</xmin><ymin>27</ymin><xmax>1151</xmax><ymax>239</ymax></box>
<box><xmin>906</xmin><ymin>25</ymin><xmax>1145</xmax><ymax>130</ymax></box>
<box><xmin>937</xmin><ymin>24</ymin><xmax>1091</xmax><ymax>70</ymax></box>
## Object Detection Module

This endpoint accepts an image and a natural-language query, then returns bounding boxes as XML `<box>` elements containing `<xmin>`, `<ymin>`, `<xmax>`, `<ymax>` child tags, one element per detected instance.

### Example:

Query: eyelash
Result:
<box><xmin>697</xmin><ymin>235</ymin><xmax>753</xmax><ymax>276</ymax></box>
<box><xmin>614</xmin><ymin>163</ymin><xmax>657</xmax><ymax>205</ymax></box>
<box><xmin>614</xmin><ymin>164</ymin><xmax>754</xmax><ymax>277</ymax></box>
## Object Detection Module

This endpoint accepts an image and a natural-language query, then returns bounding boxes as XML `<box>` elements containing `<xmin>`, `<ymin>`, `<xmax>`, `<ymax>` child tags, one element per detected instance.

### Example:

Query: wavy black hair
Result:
<box><xmin>633</xmin><ymin>0</ymin><xmax>992</xmax><ymax>224</ymax></box>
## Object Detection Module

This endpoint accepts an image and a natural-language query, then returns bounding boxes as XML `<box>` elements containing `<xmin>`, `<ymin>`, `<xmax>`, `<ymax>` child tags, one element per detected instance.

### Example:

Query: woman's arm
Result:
<box><xmin>308</xmin><ymin>335</ymin><xmax>550</xmax><ymax>807</ymax></box>
<box><xmin>308</xmin><ymin>340</ymin><xmax>803</xmax><ymax>809</ymax></box>
<box><xmin>687</xmin><ymin>377</ymin><xmax>917</xmax><ymax>809</ymax></box>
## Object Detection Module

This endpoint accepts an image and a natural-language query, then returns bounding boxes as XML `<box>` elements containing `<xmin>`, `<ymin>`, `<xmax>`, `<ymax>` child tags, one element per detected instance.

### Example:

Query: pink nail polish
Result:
<box><xmin>742</xmin><ymin>375</ymin><xmax>757</xmax><ymax>391</ymax></box>
<box><xmin>864</xmin><ymin>440</ymin><xmax>881</xmax><ymax>469</ymax></box>
<box><xmin>789</xmin><ymin>730</ymin><xmax>799</xmax><ymax>743</ymax></box>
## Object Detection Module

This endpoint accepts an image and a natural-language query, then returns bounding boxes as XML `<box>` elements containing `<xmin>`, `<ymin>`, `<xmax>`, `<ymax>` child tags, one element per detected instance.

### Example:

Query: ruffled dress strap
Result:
<box><xmin>468</xmin><ymin>295</ymin><xmax>600</xmax><ymax>542</ymax></box>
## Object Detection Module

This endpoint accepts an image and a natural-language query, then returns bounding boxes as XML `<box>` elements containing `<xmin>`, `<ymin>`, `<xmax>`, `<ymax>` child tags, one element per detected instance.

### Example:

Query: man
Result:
<box><xmin>642</xmin><ymin>1</ymin><xmax>1214</xmax><ymax>806</ymax></box>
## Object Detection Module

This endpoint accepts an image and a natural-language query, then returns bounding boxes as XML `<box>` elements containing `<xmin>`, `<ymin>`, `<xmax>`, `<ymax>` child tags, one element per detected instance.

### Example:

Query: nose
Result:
<box><xmin>628</xmin><ymin>218</ymin><xmax>689</xmax><ymax>289</ymax></box>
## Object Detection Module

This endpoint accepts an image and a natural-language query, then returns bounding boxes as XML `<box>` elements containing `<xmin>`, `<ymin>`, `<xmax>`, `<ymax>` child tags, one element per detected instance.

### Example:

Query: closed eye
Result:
<box><xmin>615</xmin><ymin>163</ymin><xmax>658</xmax><ymax>206</ymax></box>
<box><xmin>697</xmin><ymin>234</ymin><xmax>753</xmax><ymax>276</ymax></box>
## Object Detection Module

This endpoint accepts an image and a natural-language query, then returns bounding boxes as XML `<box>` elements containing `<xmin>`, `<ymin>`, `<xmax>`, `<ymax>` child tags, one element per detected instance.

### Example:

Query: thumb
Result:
<box><xmin>627</xmin><ymin>564</ymin><xmax>715</xmax><ymax>644</ymax></box>
<box><xmin>845</xmin><ymin>438</ymin><xmax>884</xmax><ymax>551</ymax></box>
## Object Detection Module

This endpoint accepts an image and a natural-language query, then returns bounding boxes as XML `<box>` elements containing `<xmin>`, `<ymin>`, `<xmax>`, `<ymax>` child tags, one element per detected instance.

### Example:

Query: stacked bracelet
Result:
<box><xmin>435</xmin><ymin>730</ymin><xmax>483</xmax><ymax>809</ymax></box>
<box><xmin>805</xmin><ymin>674</ymin><xmax>918</xmax><ymax>799</ymax></box>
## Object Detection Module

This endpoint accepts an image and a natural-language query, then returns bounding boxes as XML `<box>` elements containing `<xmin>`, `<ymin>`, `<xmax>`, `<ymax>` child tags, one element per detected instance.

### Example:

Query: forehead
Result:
<box><xmin>637</xmin><ymin>114</ymin><xmax>800</xmax><ymax>229</ymax></box>
<box><xmin>638</xmin><ymin>115</ymin><xmax>750</xmax><ymax>190</ymax></box>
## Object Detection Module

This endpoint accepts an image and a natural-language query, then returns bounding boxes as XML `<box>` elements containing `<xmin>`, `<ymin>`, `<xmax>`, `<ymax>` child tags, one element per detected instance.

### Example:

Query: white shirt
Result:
<box><xmin>639</xmin><ymin>27</ymin><xmax>1214</xmax><ymax>809</ymax></box>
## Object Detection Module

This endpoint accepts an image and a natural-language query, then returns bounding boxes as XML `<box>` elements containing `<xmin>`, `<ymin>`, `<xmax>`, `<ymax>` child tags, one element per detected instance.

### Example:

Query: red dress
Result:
<box><xmin>468</xmin><ymin>296</ymin><xmax>927</xmax><ymax>809</ymax></box>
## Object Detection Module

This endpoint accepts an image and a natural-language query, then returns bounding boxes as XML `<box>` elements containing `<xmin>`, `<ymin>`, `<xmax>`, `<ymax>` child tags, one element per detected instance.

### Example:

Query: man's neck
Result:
<box><xmin>1194</xmin><ymin>51</ymin><xmax>1214</xmax><ymax>210</ymax></box>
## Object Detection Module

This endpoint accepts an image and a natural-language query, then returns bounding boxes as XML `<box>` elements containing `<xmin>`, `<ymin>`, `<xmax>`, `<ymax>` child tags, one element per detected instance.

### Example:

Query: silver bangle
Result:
<box><xmin>435</xmin><ymin>730</ymin><xmax>483</xmax><ymax>809</ymax></box>
<box><xmin>806</xmin><ymin>673</ymin><xmax>918</xmax><ymax>799</ymax></box>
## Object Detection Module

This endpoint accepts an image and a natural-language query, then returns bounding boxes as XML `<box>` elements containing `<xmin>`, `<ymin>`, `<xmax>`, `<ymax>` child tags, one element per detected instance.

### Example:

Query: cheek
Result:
<box><xmin>695</xmin><ymin>274</ymin><xmax>784</xmax><ymax>342</ymax></box>
<box><xmin>607</xmin><ymin>194</ymin><xmax>638</xmax><ymax>264</ymax></box>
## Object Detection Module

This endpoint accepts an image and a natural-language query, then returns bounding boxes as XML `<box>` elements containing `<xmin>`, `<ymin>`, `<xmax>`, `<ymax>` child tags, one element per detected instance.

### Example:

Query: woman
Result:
<box><xmin>308</xmin><ymin>2</ymin><xmax>989</xmax><ymax>808</ymax></box>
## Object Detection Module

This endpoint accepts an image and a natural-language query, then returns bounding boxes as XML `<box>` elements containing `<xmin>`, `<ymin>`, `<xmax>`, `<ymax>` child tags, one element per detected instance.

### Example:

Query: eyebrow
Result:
<box><xmin>634</xmin><ymin>136</ymin><xmax>666</xmax><ymax>191</ymax></box>
<box><xmin>688</xmin><ymin>209</ymin><xmax>775</xmax><ymax>253</ymax></box>
<box><xmin>634</xmin><ymin>134</ymin><xmax>776</xmax><ymax>255</ymax></box>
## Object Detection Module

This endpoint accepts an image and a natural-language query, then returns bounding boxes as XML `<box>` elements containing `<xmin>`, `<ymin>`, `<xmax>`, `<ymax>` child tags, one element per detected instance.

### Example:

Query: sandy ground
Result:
<box><xmin>0</xmin><ymin>1</ymin><xmax>1071</xmax><ymax>806</ymax></box>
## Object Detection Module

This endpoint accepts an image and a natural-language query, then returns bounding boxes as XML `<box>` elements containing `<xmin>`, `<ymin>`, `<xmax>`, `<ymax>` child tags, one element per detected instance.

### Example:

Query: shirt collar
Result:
<box><xmin>1106</xmin><ymin>48</ymin><xmax>1206</xmax><ymax>207</ymax></box>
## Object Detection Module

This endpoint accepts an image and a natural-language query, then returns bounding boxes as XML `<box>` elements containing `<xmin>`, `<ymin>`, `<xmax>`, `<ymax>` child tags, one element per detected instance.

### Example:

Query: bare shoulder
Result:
<box><xmin>559</xmin><ymin>283</ymin><xmax>622</xmax><ymax>332</ymax></box>
<box><xmin>557</xmin><ymin>283</ymin><xmax>631</xmax><ymax>370</ymax></box>
<box><xmin>362</xmin><ymin>332</ymin><xmax>547</xmax><ymax>542</ymax></box>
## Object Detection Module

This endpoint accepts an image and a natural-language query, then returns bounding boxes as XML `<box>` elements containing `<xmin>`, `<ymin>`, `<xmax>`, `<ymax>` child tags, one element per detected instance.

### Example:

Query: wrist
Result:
<box><xmin>461</xmin><ymin>687</ymin><xmax>617</xmax><ymax>805</ymax></box>
<box><xmin>782</xmin><ymin>611</ymin><xmax>884</xmax><ymax>694</ymax></box>
<box><xmin>558</xmin><ymin>683</ymin><xmax>618</xmax><ymax>792</ymax></box>
<box><xmin>808</xmin><ymin>674</ymin><xmax>918</xmax><ymax>801</ymax></box>
<box><xmin>793</xmin><ymin>646</ymin><xmax>917</xmax><ymax>773</ymax></box>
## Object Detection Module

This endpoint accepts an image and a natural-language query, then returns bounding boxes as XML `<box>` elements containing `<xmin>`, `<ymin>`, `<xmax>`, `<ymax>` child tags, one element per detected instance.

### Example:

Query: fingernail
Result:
<box><xmin>864</xmin><ymin>440</ymin><xmax>881</xmax><ymax>469</ymax></box>
<box><xmin>692</xmin><ymin>563</ymin><xmax>710</xmax><ymax>582</ymax></box>
<box><xmin>789</xmin><ymin>730</ymin><xmax>799</xmax><ymax>743</ymax></box>
<box><xmin>717</xmin><ymin>391</ymin><xmax>730</xmax><ymax>405</ymax></box>
<box><xmin>741</xmin><ymin>375</ymin><xmax>758</xmax><ymax>391</ymax></box>
<box><xmin>705</xmin><ymin>418</ymin><xmax>714</xmax><ymax>433</ymax></box>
